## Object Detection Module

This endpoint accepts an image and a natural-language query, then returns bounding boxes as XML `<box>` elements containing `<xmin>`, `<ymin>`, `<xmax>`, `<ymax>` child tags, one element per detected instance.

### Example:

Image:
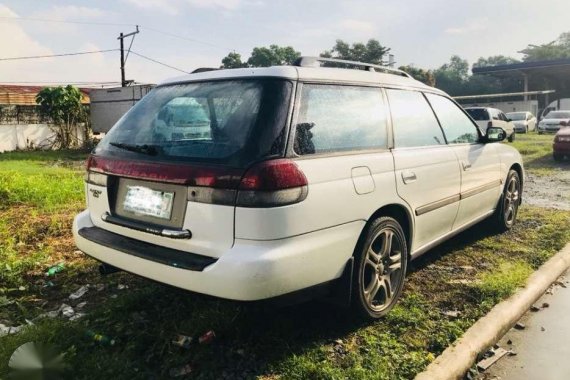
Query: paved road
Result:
<box><xmin>483</xmin><ymin>271</ymin><xmax>570</xmax><ymax>380</ymax></box>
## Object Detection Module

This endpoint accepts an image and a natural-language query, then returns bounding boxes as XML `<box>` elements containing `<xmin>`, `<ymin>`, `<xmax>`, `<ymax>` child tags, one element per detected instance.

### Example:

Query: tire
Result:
<box><xmin>492</xmin><ymin>170</ymin><xmax>521</xmax><ymax>232</ymax></box>
<box><xmin>352</xmin><ymin>217</ymin><xmax>408</xmax><ymax>319</ymax></box>
<box><xmin>554</xmin><ymin>153</ymin><xmax>563</xmax><ymax>162</ymax></box>
<box><xmin>508</xmin><ymin>131</ymin><xmax>515</xmax><ymax>142</ymax></box>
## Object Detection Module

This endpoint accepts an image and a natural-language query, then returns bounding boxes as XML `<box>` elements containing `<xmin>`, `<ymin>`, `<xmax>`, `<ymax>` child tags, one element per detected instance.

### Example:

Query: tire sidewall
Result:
<box><xmin>498</xmin><ymin>170</ymin><xmax>520</xmax><ymax>230</ymax></box>
<box><xmin>353</xmin><ymin>217</ymin><xmax>408</xmax><ymax>319</ymax></box>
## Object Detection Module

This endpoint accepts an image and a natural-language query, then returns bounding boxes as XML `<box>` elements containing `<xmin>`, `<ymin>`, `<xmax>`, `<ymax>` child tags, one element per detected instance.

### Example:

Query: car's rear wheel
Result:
<box><xmin>493</xmin><ymin>169</ymin><xmax>521</xmax><ymax>231</ymax></box>
<box><xmin>352</xmin><ymin>217</ymin><xmax>408</xmax><ymax>319</ymax></box>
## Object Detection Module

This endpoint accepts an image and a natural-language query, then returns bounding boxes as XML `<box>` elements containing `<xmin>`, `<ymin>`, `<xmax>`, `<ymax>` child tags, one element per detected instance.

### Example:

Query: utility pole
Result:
<box><xmin>118</xmin><ymin>26</ymin><xmax>139</xmax><ymax>87</ymax></box>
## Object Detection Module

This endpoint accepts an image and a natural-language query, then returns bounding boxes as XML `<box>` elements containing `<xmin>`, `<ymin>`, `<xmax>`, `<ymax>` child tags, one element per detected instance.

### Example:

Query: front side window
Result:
<box><xmin>95</xmin><ymin>79</ymin><xmax>292</xmax><ymax>167</ymax></box>
<box><xmin>387</xmin><ymin>89</ymin><xmax>445</xmax><ymax>148</ymax></box>
<box><xmin>426</xmin><ymin>94</ymin><xmax>479</xmax><ymax>144</ymax></box>
<box><xmin>294</xmin><ymin>84</ymin><xmax>388</xmax><ymax>155</ymax></box>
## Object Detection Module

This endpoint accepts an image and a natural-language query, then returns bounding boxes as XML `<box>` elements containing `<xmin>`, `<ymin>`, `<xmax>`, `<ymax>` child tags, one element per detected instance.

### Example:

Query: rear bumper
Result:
<box><xmin>73</xmin><ymin>210</ymin><xmax>364</xmax><ymax>301</ymax></box>
<box><xmin>553</xmin><ymin>142</ymin><xmax>570</xmax><ymax>155</ymax></box>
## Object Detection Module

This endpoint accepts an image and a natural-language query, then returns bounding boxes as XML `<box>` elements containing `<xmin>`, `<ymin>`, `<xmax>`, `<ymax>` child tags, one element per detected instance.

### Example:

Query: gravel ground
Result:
<box><xmin>523</xmin><ymin>171</ymin><xmax>570</xmax><ymax>210</ymax></box>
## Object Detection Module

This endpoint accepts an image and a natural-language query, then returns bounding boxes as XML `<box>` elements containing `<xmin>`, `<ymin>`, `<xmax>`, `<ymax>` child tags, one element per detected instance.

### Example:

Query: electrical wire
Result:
<box><xmin>0</xmin><ymin>49</ymin><xmax>118</xmax><ymax>61</ymax></box>
<box><xmin>129</xmin><ymin>51</ymin><xmax>191</xmax><ymax>74</ymax></box>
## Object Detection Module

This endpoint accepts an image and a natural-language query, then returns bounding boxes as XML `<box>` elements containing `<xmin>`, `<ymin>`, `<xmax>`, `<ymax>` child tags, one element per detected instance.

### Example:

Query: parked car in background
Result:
<box><xmin>74</xmin><ymin>57</ymin><xmax>524</xmax><ymax>319</ymax></box>
<box><xmin>538</xmin><ymin>110</ymin><xmax>570</xmax><ymax>134</ymax></box>
<box><xmin>506</xmin><ymin>111</ymin><xmax>537</xmax><ymax>133</ymax></box>
<box><xmin>553</xmin><ymin>124</ymin><xmax>570</xmax><ymax>161</ymax></box>
<box><xmin>465</xmin><ymin>107</ymin><xmax>516</xmax><ymax>142</ymax></box>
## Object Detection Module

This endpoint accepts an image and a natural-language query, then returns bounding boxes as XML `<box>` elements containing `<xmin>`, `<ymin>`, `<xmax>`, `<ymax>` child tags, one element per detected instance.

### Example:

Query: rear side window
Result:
<box><xmin>465</xmin><ymin>108</ymin><xmax>490</xmax><ymax>121</ymax></box>
<box><xmin>386</xmin><ymin>89</ymin><xmax>445</xmax><ymax>148</ymax></box>
<box><xmin>294</xmin><ymin>84</ymin><xmax>387</xmax><ymax>155</ymax></box>
<box><xmin>425</xmin><ymin>94</ymin><xmax>479</xmax><ymax>144</ymax></box>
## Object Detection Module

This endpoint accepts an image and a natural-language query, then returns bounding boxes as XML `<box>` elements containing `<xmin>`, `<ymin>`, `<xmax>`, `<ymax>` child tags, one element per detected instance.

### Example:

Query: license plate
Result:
<box><xmin>123</xmin><ymin>186</ymin><xmax>174</xmax><ymax>220</ymax></box>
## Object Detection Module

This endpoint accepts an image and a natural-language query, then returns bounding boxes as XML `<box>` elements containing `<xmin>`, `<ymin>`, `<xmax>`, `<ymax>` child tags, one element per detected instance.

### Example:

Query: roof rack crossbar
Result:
<box><xmin>293</xmin><ymin>56</ymin><xmax>412</xmax><ymax>78</ymax></box>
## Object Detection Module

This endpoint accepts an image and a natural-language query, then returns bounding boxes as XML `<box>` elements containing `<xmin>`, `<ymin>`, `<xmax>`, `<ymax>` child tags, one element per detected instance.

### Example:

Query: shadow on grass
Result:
<box><xmin>524</xmin><ymin>152</ymin><xmax>570</xmax><ymax>172</ymax></box>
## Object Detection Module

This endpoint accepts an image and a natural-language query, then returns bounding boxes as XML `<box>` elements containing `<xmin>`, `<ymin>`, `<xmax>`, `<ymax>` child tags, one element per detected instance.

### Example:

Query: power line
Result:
<box><xmin>0</xmin><ymin>49</ymin><xmax>118</xmax><ymax>61</ymax></box>
<box><xmin>143</xmin><ymin>26</ymin><xmax>232</xmax><ymax>51</ymax></box>
<box><xmin>130</xmin><ymin>51</ymin><xmax>191</xmax><ymax>74</ymax></box>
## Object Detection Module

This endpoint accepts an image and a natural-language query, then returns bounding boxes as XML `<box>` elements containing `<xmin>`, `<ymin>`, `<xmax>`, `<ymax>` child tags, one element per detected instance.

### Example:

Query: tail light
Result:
<box><xmin>84</xmin><ymin>156</ymin><xmax>308</xmax><ymax>208</ymax></box>
<box><xmin>236</xmin><ymin>159</ymin><xmax>308</xmax><ymax>207</ymax></box>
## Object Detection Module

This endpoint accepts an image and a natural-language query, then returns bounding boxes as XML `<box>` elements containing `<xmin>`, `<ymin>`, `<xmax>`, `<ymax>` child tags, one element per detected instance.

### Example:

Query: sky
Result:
<box><xmin>0</xmin><ymin>0</ymin><xmax>568</xmax><ymax>86</ymax></box>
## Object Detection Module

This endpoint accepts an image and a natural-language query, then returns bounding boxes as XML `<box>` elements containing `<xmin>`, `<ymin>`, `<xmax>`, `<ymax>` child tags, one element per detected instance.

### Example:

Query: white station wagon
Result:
<box><xmin>73</xmin><ymin>57</ymin><xmax>524</xmax><ymax>319</ymax></box>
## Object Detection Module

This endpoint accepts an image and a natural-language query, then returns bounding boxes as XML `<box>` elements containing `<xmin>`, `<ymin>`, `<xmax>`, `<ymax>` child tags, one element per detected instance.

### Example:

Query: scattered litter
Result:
<box><xmin>541</xmin><ymin>326</ymin><xmax>546</xmax><ymax>332</ymax></box>
<box><xmin>117</xmin><ymin>284</ymin><xmax>128</xmax><ymax>290</ymax></box>
<box><xmin>69</xmin><ymin>313</ymin><xmax>86</xmax><ymax>322</ymax></box>
<box><xmin>18</xmin><ymin>286</ymin><xmax>26</xmax><ymax>291</ymax></box>
<box><xmin>61</xmin><ymin>304</ymin><xmax>75</xmax><ymax>318</ymax></box>
<box><xmin>172</xmin><ymin>334</ymin><xmax>194</xmax><ymax>349</ymax></box>
<box><xmin>448</xmin><ymin>279</ymin><xmax>475</xmax><ymax>285</ymax></box>
<box><xmin>530</xmin><ymin>305</ymin><xmax>540</xmax><ymax>312</ymax></box>
<box><xmin>459</xmin><ymin>265</ymin><xmax>475</xmax><ymax>271</ymax></box>
<box><xmin>199</xmin><ymin>330</ymin><xmax>216</xmax><ymax>344</ymax></box>
<box><xmin>443</xmin><ymin>310</ymin><xmax>461</xmax><ymax>318</ymax></box>
<box><xmin>0</xmin><ymin>324</ymin><xmax>22</xmax><ymax>337</ymax></box>
<box><xmin>514</xmin><ymin>322</ymin><xmax>526</xmax><ymax>330</ymax></box>
<box><xmin>46</xmin><ymin>263</ymin><xmax>65</xmax><ymax>276</ymax></box>
<box><xmin>76</xmin><ymin>302</ymin><xmax>87</xmax><ymax>310</ymax></box>
<box><xmin>69</xmin><ymin>285</ymin><xmax>89</xmax><ymax>300</ymax></box>
<box><xmin>86</xmin><ymin>330</ymin><xmax>116</xmax><ymax>346</ymax></box>
<box><xmin>95</xmin><ymin>284</ymin><xmax>105</xmax><ymax>292</ymax></box>
<box><xmin>542</xmin><ymin>302</ymin><xmax>550</xmax><ymax>308</ymax></box>
<box><xmin>169</xmin><ymin>364</ymin><xmax>192</xmax><ymax>377</ymax></box>
<box><xmin>477</xmin><ymin>347</ymin><xmax>510</xmax><ymax>371</ymax></box>
<box><xmin>43</xmin><ymin>281</ymin><xmax>55</xmax><ymax>288</ymax></box>
<box><xmin>554</xmin><ymin>281</ymin><xmax>567</xmax><ymax>288</ymax></box>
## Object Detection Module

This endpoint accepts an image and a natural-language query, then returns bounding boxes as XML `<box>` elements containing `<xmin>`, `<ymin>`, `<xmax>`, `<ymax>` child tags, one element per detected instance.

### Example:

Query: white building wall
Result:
<box><xmin>0</xmin><ymin>124</ymin><xmax>84</xmax><ymax>152</ymax></box>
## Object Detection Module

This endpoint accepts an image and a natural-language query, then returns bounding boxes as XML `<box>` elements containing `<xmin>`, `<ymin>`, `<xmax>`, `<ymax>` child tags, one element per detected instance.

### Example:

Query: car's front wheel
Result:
<box><xmin>554</xmin><ymin>153</ymin><xmax>563</xmax><ymax>162</ymax></box>
<box><xmin>493</xmin><ymin>169</ymin><xmax>521</xmax><ymax>231</ymax></box>
<box><xmin>352</xmin><ymin>217</ymin><xmax>408</xmax><ymax>319</ymax></box>
<box><xmin>508</xmin><ymin>131</ymin><xmax>516</xmax><ymax>142</ymax></box>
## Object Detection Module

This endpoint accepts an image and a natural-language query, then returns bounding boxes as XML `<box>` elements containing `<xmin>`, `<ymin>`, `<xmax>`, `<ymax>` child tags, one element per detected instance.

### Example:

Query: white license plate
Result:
<box><xmin>123</xmin><ymin>186</ymin><xmax>174</xmax><ymax>220</ymax></box>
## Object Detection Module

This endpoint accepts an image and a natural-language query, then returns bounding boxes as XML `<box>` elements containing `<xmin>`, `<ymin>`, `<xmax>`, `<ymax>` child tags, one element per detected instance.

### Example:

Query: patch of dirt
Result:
<box><xmin>523</xmin><ymin>171</ymin><xmax>570</xmax><ymax>210</ymax></box>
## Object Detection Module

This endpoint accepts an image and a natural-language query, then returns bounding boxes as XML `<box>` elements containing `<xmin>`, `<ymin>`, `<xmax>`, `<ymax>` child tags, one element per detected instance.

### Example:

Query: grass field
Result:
<box><xmin>511</xmin><ymin>132</ymin><xmax>568</xmax><ymax>176</ymax></box>
<box><xmin>0</xmin><ymin>138</ymin><xmax>569</xmax><ymax>380</ymax></box>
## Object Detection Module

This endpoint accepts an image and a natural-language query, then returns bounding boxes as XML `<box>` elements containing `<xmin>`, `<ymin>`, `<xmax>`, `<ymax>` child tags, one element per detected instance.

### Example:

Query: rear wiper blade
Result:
<box><xmin>109</xmin><ymin>142</ymin><xmax>159</xmax><ymax>156</ymax></box>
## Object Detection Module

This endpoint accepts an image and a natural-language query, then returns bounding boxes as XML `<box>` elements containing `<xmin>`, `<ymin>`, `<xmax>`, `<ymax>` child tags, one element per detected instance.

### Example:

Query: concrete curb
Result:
<box><xmin>415</xmin><ymin>243</ymin><xmax>570</xmax><ymax>380</ymax></box>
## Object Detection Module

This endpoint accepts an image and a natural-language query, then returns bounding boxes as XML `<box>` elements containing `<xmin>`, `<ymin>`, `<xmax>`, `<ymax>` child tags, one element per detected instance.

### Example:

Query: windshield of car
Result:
<box><xmin>465</xmin><ymin>108</ymin><xmax>489</xmax><ymax>121</ymax></box>
<box><xmin>546</xmin><ymin>111</ymin><xmax>570</xmax><ymax>119</ymax></box>
<box><xmin>506</xmin><ymin>112</ymin><xmax>526</xmax><ymax>121</ymax></box>
<box><xmin>95</xmin><ymin>79</ymin><xmax>293</xmax><ymax>167</ymax></box>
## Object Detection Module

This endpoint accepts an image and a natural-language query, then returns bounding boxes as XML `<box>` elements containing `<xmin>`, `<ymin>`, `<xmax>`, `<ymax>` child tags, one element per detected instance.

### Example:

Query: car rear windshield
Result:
<box><xmin>506</xmin><ymin>112</ymin><xmax>526</xmax><ymax>121</ymax></box>
<box><xmin>546</xmin><ymin>111</ymin><xmax>570</xmax><ymax>119</ymax></box>
<box><xmin>465</xmin><ymin>108</ymin><xmax>489</xmax><ymax>121</ymax></box>
<box><xmin>94</xmin><ymin>79</ymin><xmax>293</xmax><ymax>167</ymax></box>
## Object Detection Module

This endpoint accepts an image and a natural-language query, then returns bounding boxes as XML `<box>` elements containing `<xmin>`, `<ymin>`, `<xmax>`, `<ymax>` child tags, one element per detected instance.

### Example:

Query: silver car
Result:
<box><xmin>506</xmin><ymin>112</ymin><xmax>537</xmax><ymax>133</ymax></box>
<box><xmin>538</xmin><ymin>110</ymin><xmax>570</xmax><ymax>134</ymax></box>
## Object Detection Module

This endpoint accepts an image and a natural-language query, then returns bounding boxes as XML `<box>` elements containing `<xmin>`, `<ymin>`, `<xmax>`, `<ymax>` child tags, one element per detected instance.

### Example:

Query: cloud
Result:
<box><xmin>0</xmin><ymin>5</ymin><xmax>52</xmax><ymax>57</ymax></box>
<box><xmin>340</xmin><ymin>19</ymin><xmax>376</xmax><ymax>34</ymax></box>
<box><xmin>122</xmin><ymin>0</ymin><xmax>179</xmax><ymax>15</ymax></box>
<box><xmin>32</xmin><ymin>5</ymin><xmax>107</xmax><ymax>20</ymax></box>
<box><xmin>445</xmin><ymin>18</ymin><xmax>488</xmax><ymax>34</ymax></box>
<box><xmin>185</xmin><ymin>0</ymin><xmax>243</xmax><ymax>10</ymax></box>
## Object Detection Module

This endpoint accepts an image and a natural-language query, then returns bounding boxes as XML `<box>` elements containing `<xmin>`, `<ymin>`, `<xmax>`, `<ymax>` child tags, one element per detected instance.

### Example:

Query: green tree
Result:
<box><xmin>520</xmin><ymin>31</ymin><xmax>570</xmax><ymax>61</ymax></box>
<box><xmin>220</xmin><ymin>52</ymin><xmax>247</xmax><ymax>69</ymax></box>
<box><xmin>472</xmin><ymin>55</ymin><xmax>520</xmax><ymax>68</ymax></box>
<box><xmin>434</xmin><ymin>55</ymin><xmax>470</xmax><ymax>95</ymax></box>
<box><xmin>247</xmin><ymin>45</ymin><xmax>300</xmax><ymax>67</ymax></box>
<box><xmin>220</xmin><ymin>45</ymin><xmax>301</xmax><ymax>68</ymax></box>
<box><xmin>36</xmin><ymin>85</ymin><xmax>89</xmax><ymax>149</ymax></box>
<box><xmin>321</xmin><ymin>39</ymin><xmax>390</xmax><ymax>65</ymax></box>
<box><xmin>398</xmin><ymin>65</ymin><xmax>436</xmax><ymax>86</ymax></box>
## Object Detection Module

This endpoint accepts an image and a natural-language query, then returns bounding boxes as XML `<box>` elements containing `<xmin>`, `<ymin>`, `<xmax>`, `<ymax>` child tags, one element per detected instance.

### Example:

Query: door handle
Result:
<box><xmin>462</xmin><ymin>161</ymin><xmax>472</xmax><ymax>171</ymax></box>
<box><xmin>401</xmin><ymin>171</ymin><xmax>417</xmax><ymax>184</ymax></box>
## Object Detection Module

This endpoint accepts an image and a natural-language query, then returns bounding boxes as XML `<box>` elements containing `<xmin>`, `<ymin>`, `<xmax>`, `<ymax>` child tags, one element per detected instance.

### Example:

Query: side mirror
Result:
<box><xmin>485</xmin><ymin>126</ymin><xmax>506</xmax><ymax>143</ymax></box>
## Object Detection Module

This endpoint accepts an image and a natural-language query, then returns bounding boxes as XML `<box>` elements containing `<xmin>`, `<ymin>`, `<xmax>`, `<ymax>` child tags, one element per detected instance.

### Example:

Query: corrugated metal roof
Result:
<box><xmin>0</xmin><ymin>85</ymin><xmax>91</xmax><ymax>106</ymax></box>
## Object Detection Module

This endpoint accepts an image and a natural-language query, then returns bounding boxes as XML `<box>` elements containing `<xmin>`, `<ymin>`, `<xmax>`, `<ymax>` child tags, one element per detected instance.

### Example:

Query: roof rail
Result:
<box><xmin>192</xmin><ymin>67</ymin><xmax>219</xmax><ymax>74</ymax></box>
<box><xmin>293</xmin><ymin>56</ymin><xmax>412</xmax><ymax>78</ymax></box>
